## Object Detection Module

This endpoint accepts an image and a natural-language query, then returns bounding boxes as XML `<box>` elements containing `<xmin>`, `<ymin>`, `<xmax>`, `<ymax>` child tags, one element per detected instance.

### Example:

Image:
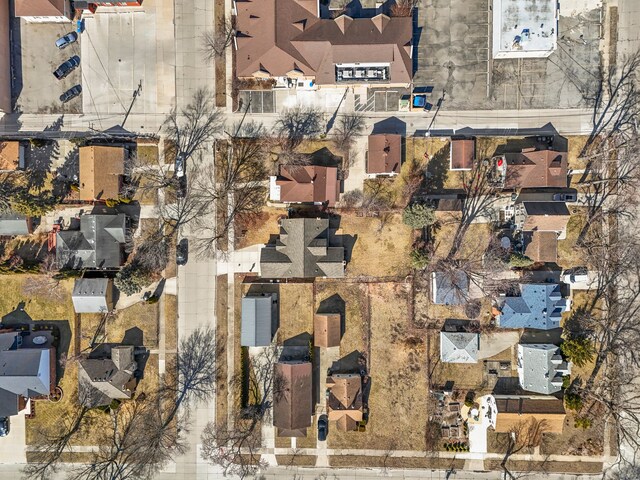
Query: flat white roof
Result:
<box><xmin>493</xmin><ymin>0</ymin><xmax>558</xmax><ymax>59</ymax></box>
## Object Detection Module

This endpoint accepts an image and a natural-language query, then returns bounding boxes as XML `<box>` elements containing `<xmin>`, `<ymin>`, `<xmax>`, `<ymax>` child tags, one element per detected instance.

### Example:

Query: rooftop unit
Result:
<box><xmin>336</xmin><ymin>63</ymin><xmax>389</xmax><ymax>83</ymax></box>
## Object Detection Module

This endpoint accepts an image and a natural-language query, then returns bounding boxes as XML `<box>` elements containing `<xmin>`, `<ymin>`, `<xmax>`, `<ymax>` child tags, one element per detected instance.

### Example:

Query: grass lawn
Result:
<box><xmin>275</xmin><ymin>282</ymin><xmax>314</xmax><ymax>345</ymax></box>
<box><xmin>235</xmin><ymin>207</ymin><xmax>284</xmax><ymax>250</ymax></box>
<box><xmin>133</xmin><ymin>175</ymin><xmax>159</xmax><ymax>206</ymax></box>
<box><xmin>0</xmin><ymin>274</ymin><xmax>75</xmax><ymax>322</ymax></box>
<box><xmin>109</xmin><ymin>302</ymin><xmax>159</xmax><ymax>348</ymax></box>
<box><xmin>216</xmin><ymin>275</ymin><xmax>229</xmax><ymax>424</ymax></box>
<box><xmin>433</xmin><ymin>222</ymin><xmax>492</xmax><ymax>261</ymax></box>
<box><xmin>540</xmin><ymin>409</ymin><xmax>605</xmax><ymax>457</ymax></box>
<box><xmin>567</xmin><ymin>136</ymin><xmax>589</xmax><ymax>170</ymax></box>
<box><xmin>138</xmin><ymin>353</ymin><xmax>160</xmax><ymax>395</ymax></box>
<box><xmin>340</xmin><ymin>213</ymin><xmax>412</xmax><ymax>278</ymax></box>
<box><xmin>135</xmin><ymin>144</ymin><xmax>159</xmax><ymax>166</ymax></box>
<box><xmin>79</xmin><ymin>313</ymin><xmax>104</xmax><ymax>351</ymax></box>
<box><xmin>329</xmin><ymin>455</ymin><xmax>465</xmax><ymax>469</ymax></box>
<box><xmin>327</xmin><ymin>282</ymin><xmax>428</xmax><ymax>451</ymax></box>
<box><xmin>164</xmin><ymin>294</ymin><xmax>177</xmax><ymax>351</ymax></box>
<box><xmin>485</xmin><ymin>459</ymin><xmax>603</xmax><ymax>474</ymax></box>
<box><xmin>276</xmin><ymin>455</ymin><xmax>317</xmax><ymax>466</ymax></box>
<box><xmin>557</xmin><ymin>210</ymin><xmax>587</xmax><ymax>268</ymax></box>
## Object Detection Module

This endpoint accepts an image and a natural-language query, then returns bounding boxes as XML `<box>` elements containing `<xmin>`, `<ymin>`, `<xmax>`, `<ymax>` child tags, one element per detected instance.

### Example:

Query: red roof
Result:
<box><xmin>276</xmin><ymin>165</ymin><xmax>340</xmax><ymax>205</ymax></box>
<box><xmin>367</xmin><ymin>134</ymin><xmax>402</xmax><ymax>174</ymax></box>
<box><xmin>450</xmin><ymin>139</ymin><xmax>474</xmax><ymax>170</ymax></box>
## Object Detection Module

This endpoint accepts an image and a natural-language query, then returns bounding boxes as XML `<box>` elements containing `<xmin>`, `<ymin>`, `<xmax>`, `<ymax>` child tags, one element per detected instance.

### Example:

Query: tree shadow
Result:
<box><xmin>24</xmin><ymin>117</ymin><xmax>64</xmax><ymax>190</ymax></box>
<box><xmin>53</xmin><ymin>146</ymin><xmax>79</xmax><ymax>199</ymax></box>
<box><xmin>307</xmin><ymin>147</ymin><xmax>343</xmax><ymax>168</ymax></box>
<box><xmin>426</xmin><ymin>144</ymin><xmax>450</xmax><ymax>191</ymax></box>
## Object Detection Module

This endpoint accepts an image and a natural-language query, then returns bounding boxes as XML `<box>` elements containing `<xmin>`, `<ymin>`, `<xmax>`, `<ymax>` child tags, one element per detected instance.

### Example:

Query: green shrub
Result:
<box><xmin>565</xmin><ymin>392</ymin><xmax>583</xmax><ymax>411</ymax></box>
<box><xmin>403</xmin><ymin>203</ymin><xmax>436</xmax><ymax>229</ymax></box>
<box><xmin>410</xmin><ymin>248</ymin><xmax>431</xmax><ymax>269</ymax></box>
<box><xmin>562</xmin><ymin>375</ymin><xmax>571</xmax><ymax>389</ymax></box>
<box><xmin>508</xmin><ymin>252</ymin><xmax>534</xmax><ymax>268</ymax></box>
<box><xmin>561</xmin><ymin>337</ymin><xmax>595</xmax><ymax>368</ymax></box>
<box><xmin>574</xmin><ymin>416</ymin><xmax>592</xmax><ymax>429</ymax></box>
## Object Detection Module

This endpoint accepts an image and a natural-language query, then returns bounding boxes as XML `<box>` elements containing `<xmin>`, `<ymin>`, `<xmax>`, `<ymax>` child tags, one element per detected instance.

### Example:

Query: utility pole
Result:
<box><xmin>426</xmin><ymin>89</ymin><xmax>446</xmax><ymax>134</ymax></box>
<box><xmin>122</xmin><ymin>80</ymin><xmax>143</xmax><ymax>128</ymax></box>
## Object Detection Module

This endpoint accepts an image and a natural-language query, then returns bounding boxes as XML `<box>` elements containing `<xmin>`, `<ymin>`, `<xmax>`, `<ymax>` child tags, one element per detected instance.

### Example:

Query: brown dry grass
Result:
<box><xmin>275</xmin><ymin>282</ymin><xmax>314</xmax><ymax>344</ymax></box>
<box><xmin>329</xmin><ymin>455</ymin><xmax>465</xmax><ymax>469</ymax></box>
<box><xmin>138</xmin><ymin>353</ymin><xmax>159</xmax><ymax>394</ymax></box>
<box><xmin>0</xmin><ymin>275</ymin><xmax>75</xmax><ymax>321</ymax></box>
<box><xmin>327</xmin><ymin>282</ymin><xmax>428</xmax><ymax>451</ymax></box>
<box><xmin>567</xmin><ymin>136</ymin><xmax>589</xmax><ymax>170</ymax></box>
<box><xmin>340</xmin><ymin>213</ymin><xmax>412</xmax><ymax>278</ymax></box>
<box><xmin>164</xmin><ymin>294</ymin><xmax>177</xmax><ymax>351</ymax></box>
<box><xmin>109</xmin><ymin>302</ymin><xmax>159</xmax><ymax>348</ymax></box>
<box><xmin>557</xmin><ymin>210</ymin><xmax>586</xmax><ymax>268</ymax></box>
<box><xmin>135</xmin><ymin>144</ymin><xmax>159</xmax><ymax>166</ymax></box>
<box><xmin>216</xmin><ymin>275</ymin><xmax>229</xmax><ymax>425</ymax></box>
<box><xmin>433</xmin><ymin>222</ymin><xmax>492</xmax><ymax>261</ymax></box>
<box><xmin>235</xmin><ymin>207</ymin><xmax>284</xmax><ymax>249</ymax></box>
<box><xmin>276</xmin><ymin>455</ymin><xmax>317</xmax><ymax>466</ymax></box>
<box><xmin>485</xmin><ymin>459</ymin><xmax>603</xmax><ymax>474</ymax></box>
<box><xmin>540</xmin><ymin>410</ymin><xmax>605</xmax><ymax>457</ymax></box>
<box><xmin>79</xmin><ymin>313</ymin><xmax>103</xmax><ymax>351</ymax></box>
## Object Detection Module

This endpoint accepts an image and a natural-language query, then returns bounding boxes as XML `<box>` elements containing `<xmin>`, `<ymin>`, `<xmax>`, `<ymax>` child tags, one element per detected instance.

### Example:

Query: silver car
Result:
<box><xmin>55</xmin><ymin>32</ymin><xmax>78</xmax><ymax>49</ymax></box>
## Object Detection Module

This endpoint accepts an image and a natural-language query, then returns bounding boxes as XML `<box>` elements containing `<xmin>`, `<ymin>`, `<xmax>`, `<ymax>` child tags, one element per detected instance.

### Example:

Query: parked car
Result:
<box><xmin>552</xmin><ymin>192</ymin><xmax>577</xmax><ymax>202</ymax></box>
<box><xmin>0</xmin><ymin>417</ymin><xmax>9</xmax><ymax>437</ymax></box>
<box><xmin>317</xmin><ymin>414</ymin><xmax>328</xmax><ymax>441</ymax></box>
<box><xmin>60</xmin><ymin>85</ymin><xmax>82</xmax><ymax>103</ymax></box>
<box><xmin>176</xmin><ymin>239</ymin><xmax>188</xmax><ymax>266</ymax></box>
<box><xmin>562</xmin><ymin>267</ymin><xmax>589</xmax><ymax>285</ymax></box>
<box><xmin>55</xmin><ymin>31</ymin><xmax>78</xmax><ymax>49</ymax></box>
<box><xmin>175</xmin><ymin>153</ymin><xmax>186</xmax><ymax>178</ymax></box>
<box><xmin>53</xmin><ymin>56</ymin><xmax>80</xmax><ymax>80</ymax></box>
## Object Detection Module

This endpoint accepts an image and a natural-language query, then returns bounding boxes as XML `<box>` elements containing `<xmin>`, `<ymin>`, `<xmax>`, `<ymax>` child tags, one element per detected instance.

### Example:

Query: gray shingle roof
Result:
<box><xmin>517</xmin><ymin>343</ymin><xmax>571</xmax><ymax>394</ymax></box>
<box><xmin>260</xmin><ymin>218</ymin><xmax>344</xmax><ymax>278</ymax></box>
<box><xmin>0</xmin><ymin>213</ymin><xmax>29</xmax><ymax>236</ymax></box>
<box><xmin>72</xmin><ymin>278</ymin><xmax>110</xmax><ymax>313</ymax></box>
<box><xmin>498</xmin><ymin>283</ymin><xmax>566</xmax><ymax>330</ymax></box>
<box><xmin>432</xmin><ymin>271</ymin><xmax>469</xmax><ymax>305</ymax></box>
<box><xmin>0</xmin><ymin>349</ymin><xmax>50</xmax><ymax>397</ymax></box>
<box><xmin>78</xmin><ymin>345</ymin><xmax>137</xmax><ymax>407</ymax></box>
<box><xmin>440</xmin><ymin>331</ymin><xmax>479</xmax><ymax>363</ymax></box>
<box><xmin>56</xmin><ymin>214</ymin><xmax>126</xmax><ymax>269</ymax></box>
<box><xmin>241</xmin><ymin>295</ymin><xmax>275</xmax><ymax>347</ymax></box>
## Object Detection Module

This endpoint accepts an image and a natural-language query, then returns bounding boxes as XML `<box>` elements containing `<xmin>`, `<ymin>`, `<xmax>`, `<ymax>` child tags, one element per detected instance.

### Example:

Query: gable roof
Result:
<box><xmin>440</xmin><ymin>331</ymin><xmax>479</xmax><ymax>363</ymax></box>
<box><xmin>0</xmin><ymin>213</ymin><xmax>30</xmax><ymax>236</ymax></box>
<box><xmin>0</xmin><ymin>349</ymin><xmax>51</xmax><ymax>397</ymax></box>
<box><xmin>501</xmin><ymin>143</ymin><xmax>568</xmax><ymax>189</ymax></box>
<box><xmin>241</xmin><ymin>295</ymin><xmax>275</xmax><ymax>346</ymax></box>
<box><xmin>432</xmin><ymin>271</ymin><xmax>469</xmax><ymax>305</ymax></box>
<box><xmin>326</xmin><ymin>373</ymin><xmax>363</xmax><ymax>431</ymax></box>
<box><xmin>273</xmin><ymin>361</ymin><xmax>313</xmax><ymax>435</ymax></box>
<box><xmin>275</xmin><ymin>165</ymin><xmax>340</xmax><ymax>205</ymax></box>
<box><xmin>72</xmin><ymin>278</ymin><xmax>111</xmax><ymax>313</ymax></box>
<box><xmin>497</xmin><ymin>283</ymin><xmax>566</xmax><ymax>330</ymax></box>
<box><xmin>450</xmin><ymin>139</ymin><xmax>474</xmax><ymax>170</ymax></box>
<box><xmin>517</xmin><ymin>344</ymin><xmax>570</xmax><ymax>395</ymax></box>
<box><xmin>367</xmin><ymin>134</ymin><xmax>402</xmax><ymax>174</ymax></box>
<box><xmin>0</xmin><ymin>141</ymin><xmax>22</xmax><ymax>170</ymax></box>
<box><xmin>523</xmin><ymin>230</ymin><xmax>558</xmax><ymax>263</ymax></box>
<box><xmin>79</xmin><ymin>146</ymin><xmax>126</xmax><ymax>201</ymax></box>
<box><xmin>78</xmin><ymin>345</ymin><xmax>137</xmax><ymax>407</ymax></box>
<box><xmin>260</xmin><ymin>218</ymin><xmax>344</xmax><ymax>278</ymax></box>
<box><xmin>314</xmin><ymin>313</ymin><xmax>341</xmax><ymax>348</ymax></box>
<box><xmin>15</xmin><ymin>0</ymin><xmax>68</xmax><ymax>17</ymax></box>
<box><xmin>495</xmin><ymin>396</ymin><xmax>566</xmax><ymax>434</ymax></box>
<box><xmin>56</xmin><ymin>214</ymin><xmax>126</xmax><ymax>269</ymax></box>
<box><xmin>235</xmin><ymin>0</ymin><xmax>412</xmax><ymax>85</ymax></box>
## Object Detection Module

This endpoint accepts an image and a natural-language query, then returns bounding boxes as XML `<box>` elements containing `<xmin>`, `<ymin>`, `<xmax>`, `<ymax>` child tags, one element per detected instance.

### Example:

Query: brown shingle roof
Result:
<box><xmin>503</xmin><ymin>149</ymin><xmax>568</xmax><ymax>189</ymax></box>
<box><xmin>495</xmin><ymin>397</ymin><xmax>566</xmax><ymax>434</ymax></box>
<box><xmin>273</xmin><ymin>361</ymin><xmax>313</xmax><ymax>435</ymax></box>
<box><xmin>0</xmin><ymin>142</ymin><xmax>21</xmax><ymax>171</ymax></box>
<box><xmin>276</xmin><ymin>165</ymin><xmax>339</xmax><ymax>205</ymax></box>
<box><xmin>235</xmin><ymin>1</ymin><xmax>412</xmax><ymax>85</ymax></box>
<box><xmin>15</xmin><ymin>0</ymin><xmax>68</xmax><ymax>17</ymax></box>
<box><xmin>326</xmin><ymin>373</ymin><xmax>363</xmax><ymax>431</ymax></box>
<box><xmin>314</xmin><ymin>313</ymin><xmax>341</xmax><ymax>347</ymax></box>
<box><xmin>450</xmin><ymin>139</ymin><xmax>474</xmax><ymax>170</ymax></box>
<box><xmin>524</xmin><ymin>231</ymin><xmax>558</xmax><ymax>263</ymax></box>
<box><xmin>79</xmin><ymin>146</ymin><xmax>126</xmax><ymax>201</ymax></box>
<box><xmin>367</xmin><ymin>134</ymin><xmax>401</xmax><ymax>174</ymax></box>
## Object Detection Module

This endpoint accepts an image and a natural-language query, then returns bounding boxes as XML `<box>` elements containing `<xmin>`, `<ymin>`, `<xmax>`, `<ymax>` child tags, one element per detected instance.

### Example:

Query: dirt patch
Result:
<box><xmin>339</xmin><ymin>213</ymin><xmax>412</xmax><ymax>278</ymax></box>
<box><xmin>540</xmin><ymin>410</ymin><xmax>605</xmax><ymax>456</ymax></box>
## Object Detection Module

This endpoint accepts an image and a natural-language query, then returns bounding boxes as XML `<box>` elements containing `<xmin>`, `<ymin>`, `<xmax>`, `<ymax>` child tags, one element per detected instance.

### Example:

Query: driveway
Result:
<box><xmin>0</xmin><ymin>413</ymin><xmax>26</xmax><ymax>464</ymax></box>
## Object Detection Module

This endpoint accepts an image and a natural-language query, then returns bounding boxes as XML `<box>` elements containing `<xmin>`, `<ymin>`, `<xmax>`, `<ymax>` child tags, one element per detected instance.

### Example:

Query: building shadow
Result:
<box><xmin>329</xmin><ymin>350</ymin><xmax>366</xmax><ymax>375</ymax></box>
<box><xmin>371</xmin><ymin>116</ymin><xmax>407</xmax><ymax>136</ymax></box>
<box><xmin>317</xmin><ymin>293</ymin><xmax>346</xmax><ymax>339</ymax></box>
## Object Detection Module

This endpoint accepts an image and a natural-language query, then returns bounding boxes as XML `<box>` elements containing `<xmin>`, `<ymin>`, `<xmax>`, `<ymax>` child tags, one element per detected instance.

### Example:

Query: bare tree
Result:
<box><xmin>201</xmin><ymin>17</ymin><xmax>236</xmax><ymax>62</ymax></box>
<box><xmin>332</xmin><ymin>113</ymin><xmax>365</xmax><ymax>153</ymax></box>
<box><xmin>390</xmin><ymin>0</ymin><xmax>419</xmax><ymax>17</ymax></box>
<box><xmin>275</xmin><ymin>106</ymin><xmax>323</xmax><ymax>151</ymax></box>
<box><xmin>498</xmin><ymin>418</ymin><xmax>549</xmax><ymax>480</ymax></box>
<box><xmin>163</xmin><ymin>88</ymin><xmax>225</xmax><ymax>161</ymax></box>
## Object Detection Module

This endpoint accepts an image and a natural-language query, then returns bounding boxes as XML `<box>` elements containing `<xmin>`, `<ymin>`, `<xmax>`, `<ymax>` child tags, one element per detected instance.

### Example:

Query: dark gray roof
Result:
<box><xmin>260</xmin><ymin>218</ymin><xmax>344</xmax><ymax>278</ymax></box>
<box><xmin>432</xmin><ymin>271</ymin><xmax>469</xmax><ymax>305</ymax></box>
<box><xmin>522</xmin><ymin>202</ymin><xmax>570</xmax><ymax>216</ymax></box>
<box><xmin>241</xmin><ymin>295</ymin><xmax>275</xmax><ymax>347</ymax></box>
<box><xmin>56</xmin><ymin>214</ymin><xmax>126</xmax><ymax>269</ymax></box>
<box><xmin>0</xmin><ymin>332</ymin><xmax>19</xmax><ymax>351</ymax></box>
<box><xmin>498</xmin><ymin>283</ymin><xmax>567</xmax><ymax>330</ymax></box>
<box><xmin>0</xmin><ymin>349</ymin><xmax>50</xmax><ymax>397</ymax></box>
<box><xmin>78</xmin><ymin>345</ymin><xmax>137</xmax><ymax>407</ymax></box>
<box><xmin>0</xmin><ymin>388</ymin><xmax>19</xmax><ymax>417</ymax></box>
<box><xmin>0</xmin><ymin>213</ymin><xmax>29</xmax><ymax>236</ymax></box>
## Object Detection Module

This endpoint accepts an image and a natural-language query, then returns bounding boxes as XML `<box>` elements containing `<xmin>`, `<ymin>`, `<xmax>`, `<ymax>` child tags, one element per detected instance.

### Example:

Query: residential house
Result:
<box><xmin>260</xmin><ymin>218</ymin><xmax>345</xmax><ymax>278</ymax></box>
<box><xmin>517</xmin><ymin>344</ymin><xmax>570</xmax><ymax>395</ymax></box>
<box><xmin>0</xmin><ymin>331</ymin><xmax>55</xmax><ymax>419</ymax></box>
<box><xmin>78</xmin><ymin>345</ymin><xmax>138</xmax><ymax>407</ymax></box>
<box><xmin>493</xmin><ymin>395</ymin><xmax>566</xmax><ymax>434</ymax></box>
<box><xmin>15</xmin><ymin>0</ymin><xmax>71</xmax><ymax>22</ymax></box>
<box><xmin>514</xmin><ymin>202</ymin><xmax>570</xmax><ymax>236</ymax></box>
<box><xmin>367</xmin><ymin>134</ymin><xmax>401</xmax><ymax>175</ymax></box>
<box><xmin>56</xmin><ymin>213</ymin><xmax>127</xmax><ymax>269</ymax></box>
<box><xmin>326</xmin><ymin>373</ymin><xmax>363</xmax><ymax>431</ymax></box>
<box><xmin>491</xmin><ymin>136</ymin><xmax>567</xmax><ymax>189</ymax></box>
<box><xmin>241</xmin><ymin>294</ymin><xmax>277</xmax><ymax>347</ymax></box>
<box><xmin>314</xmin><ymin>312</ymin><xmax>341</xmax><ymax>348</ymax></box>
<box><xmin>495</xmin><ymin>283</ymin><xmax>569</xmax><ymax>330</ymax></box>
<box><xmin>72</xmin><ymin>278</ymin><xmax>114</xmax><ymax>314</ymax></box>
<box><xmin>0</xmin><ymin>213</ymin><xmax>32</xmax><ymax>236</ymax></box>
<box><xmin>79</xmin><ymin>146</ymin><xmax>127</xmax><ymax>201</ymax></box>
<box><xmin>273</xmin><ymin>361</ymin><xmax>313</xmax><ymax>437</ymax></box>
<box><xmin>234</xmin><ymin>0</ymin><xmax>413</xmax><ymax>86</ymax></box>
<box><xmin>269</xmin><ymin>165</ymin><xmax>340</xmax><ymax>206</ymax></box>
<box><xmin>431</xmin><ymin>271</ymin><xmax>470</xmax><ymax>305</ymax></box>
<box><xmin>450</xmin><ymin>138</ymin><xmax>474</xmax><ymax>171</ymax></box>
<box><xmin>440</xmin><ymin>330</ymin><xmax>479</xmax><ymax>364</ymax></box>
<box><xmin>0</xmin><ymin>141</ymin><xmax>25</xmax><ymax>170</ymax></box>
<box><xmin>523</xmin><ymin>230</ymin><xmax>558</xmax><ymax>263</ymax></box>
<box><xmin>0</xmin><ymin>3</ymin><xmax>10</xmax><ymax>112</ymax></box>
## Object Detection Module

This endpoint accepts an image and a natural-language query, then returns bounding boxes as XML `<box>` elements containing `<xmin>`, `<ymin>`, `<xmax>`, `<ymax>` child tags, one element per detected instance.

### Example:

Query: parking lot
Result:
<box><xmin>81</xmin><ymin>0</ymin><xmax>176</xmax><ymax>124</ymax></box>
<box><xmin>413</xmin><ymin>0</ymin><xmax>602</xmax><ymax>110</ymax></box>
<box><xmin>12</xmin><ymin>20</ymin><xmax>82</xmax><ymax>114</ymax></box>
